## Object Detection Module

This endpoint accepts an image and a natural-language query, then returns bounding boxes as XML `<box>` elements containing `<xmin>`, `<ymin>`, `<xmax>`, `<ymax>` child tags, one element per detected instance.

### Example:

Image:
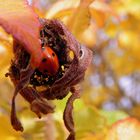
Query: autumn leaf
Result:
<box><xmin>0</xmin><ymin>0</ymin><xmax>42</xmax><ymax>67</ymax></box>
<box><xmin>0</xmin><ymin>27</ymin><xmax>13</xmax><ymax>79</ymax></box>
<box><xmin>115</xmin><ymin>0</ymin><xmax>140</xmax><ymax>19</ymax></box>
<box><xmin>0</xmin><ymin>114</ymin><xmax>23</xmax><ymax>140</ymax></box>
<box><xmin>67</xmin><ymin>0</ymin><xmax>94</xmax><ymax>39</ymax></box>
<box><xmin>101</xmin><ymin>110</ymin><xmax>128</xmax><ymax>126</ymax></box>
<box><xmin>106</xmin><ymin>118</ymin><xmax>140</xmax><ymax>140</ymax></box>
<box><xmin>45</xmin><ymin>0</ymin><xmax>95</xmax><ymax>47</ymax></box>
<box><xmin>74</xmin><ymin>100</ymin><xmax>107</xmax><ymax>139</ymax></box>
<box><xmin>45</xmin><ymin>0</ymin><xmax>80</xmax><ymax>20</ymax></box>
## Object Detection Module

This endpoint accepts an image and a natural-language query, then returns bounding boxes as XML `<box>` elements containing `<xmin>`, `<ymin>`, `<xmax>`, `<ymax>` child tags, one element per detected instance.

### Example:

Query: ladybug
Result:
<box><xmin>38</xmin><ymin>46</ymin><xmax>59</xmax><ymax>75</ymax></box>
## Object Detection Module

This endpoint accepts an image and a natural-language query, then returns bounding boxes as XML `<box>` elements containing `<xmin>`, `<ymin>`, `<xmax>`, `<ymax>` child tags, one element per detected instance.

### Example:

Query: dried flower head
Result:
<box><xmin>7</xmin><ymin>18</ymin><xmax>93</xmax><ymax>140</ymax></box>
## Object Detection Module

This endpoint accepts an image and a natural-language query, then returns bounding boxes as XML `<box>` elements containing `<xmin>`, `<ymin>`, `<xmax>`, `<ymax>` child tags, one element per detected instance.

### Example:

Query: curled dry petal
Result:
<box><xmin>40</xmin><ymin>19</ymin><xmax>93</xmax><ymax>99</ymax></box>
<box><xmin>11</xmin><ymin>89</ymin><xmax>23</xmax><ymax>131</ymax></box>
<box><xmin>30</xmin><ymin>98</ymin><xmax>55</xmax><ymax>118</ymax></box>
<box><xmin>64</xmin><ymin>86</ymin><xmax>81</xmax><ymax>140</ymax></box>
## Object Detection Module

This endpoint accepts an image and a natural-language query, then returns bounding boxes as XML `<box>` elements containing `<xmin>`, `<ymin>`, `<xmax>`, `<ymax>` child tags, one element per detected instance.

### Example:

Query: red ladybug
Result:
<box><xmin>38</xmin><ymin>46</ymin><xmax>59</xmax><ymax>75</ymax></box>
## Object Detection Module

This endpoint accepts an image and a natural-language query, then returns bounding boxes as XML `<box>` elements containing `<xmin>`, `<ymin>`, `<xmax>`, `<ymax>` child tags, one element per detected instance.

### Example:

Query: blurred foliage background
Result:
<box><xmin>0</xmin><ymin>0</ymin><xmax>140</xmax><ymax>139</ymax></box>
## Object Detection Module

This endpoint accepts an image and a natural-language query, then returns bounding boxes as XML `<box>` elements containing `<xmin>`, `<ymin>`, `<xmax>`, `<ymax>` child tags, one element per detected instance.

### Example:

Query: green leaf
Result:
<box><xmin>100</xmin><ymin>110</ymin><xmax>128</xmax><ymax>125</ymax></box>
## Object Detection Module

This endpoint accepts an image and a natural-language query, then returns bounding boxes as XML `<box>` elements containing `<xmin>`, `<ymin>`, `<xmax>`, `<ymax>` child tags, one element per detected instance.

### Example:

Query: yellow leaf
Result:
<box><xmin>67</xmin><ymin>0</ymin><xmax>94</xmax><ymax>38</ymax></box>
<box><xmin>45</xmin><ymin>0</ymin><xmax>97</xmax><ymax>47</ymax></box>
<box><xmin>0</xmin><ymin>28</ymin><xmax>13</xmax><ymax>79</ymax></box>
<box><xmin>78</xmin><ymin>22</ymin><xmax>97</xmax><ymax>47</ymax></box>
<box><xmin>114</xmin><ymin>0</ymin><xmax>140</xmax><ymax>19</ymax></box>
<box><xmin>74</xmin><ymin>101</ymin><xmax>107</xmax><ymax>139</ymax></box>
<box><xmin>0</xmin><ymin>114</ymin><xmax>23</xmax><ymax>140</ymax></box>
<box><xmin>45</xmin><ymin>0</ymin><xmax>80</xmax><ymax>19</ymax></box>
<box><xmin>118</xmin><ymin>30</ymin><xmax>140</xmax><ymax>61</ymax></box>
<box><xmin>90</xmin><ymin>1</ymin><xmax>119</xmax><ymax>27</ymax></box>
<box><xmin>81</xmin><ymin>132</ymin><xmax>106</xmax><ymax>140</ymax></box>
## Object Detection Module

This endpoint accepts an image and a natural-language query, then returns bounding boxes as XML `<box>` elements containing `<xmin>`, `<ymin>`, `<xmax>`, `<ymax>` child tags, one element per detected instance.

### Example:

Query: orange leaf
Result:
<box><xmin>0</xmin><ymin>0</ymin><xmax>42</xmax><ymax>67</ymax></box>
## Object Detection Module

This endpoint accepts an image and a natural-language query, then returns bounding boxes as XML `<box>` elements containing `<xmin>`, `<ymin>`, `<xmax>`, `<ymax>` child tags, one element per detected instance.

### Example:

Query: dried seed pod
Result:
<box><xmin>7</xmin><ymin>19</ymin><xmax>93</xmax><ymax>139</ymax></box>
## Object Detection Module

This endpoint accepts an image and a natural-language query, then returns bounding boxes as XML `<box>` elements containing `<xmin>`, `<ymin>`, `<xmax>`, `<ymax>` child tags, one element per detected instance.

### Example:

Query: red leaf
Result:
<box><xmin>0</xmin><ymin>0</ymin><xmax>42</xmax><ymax>67</ymax></box>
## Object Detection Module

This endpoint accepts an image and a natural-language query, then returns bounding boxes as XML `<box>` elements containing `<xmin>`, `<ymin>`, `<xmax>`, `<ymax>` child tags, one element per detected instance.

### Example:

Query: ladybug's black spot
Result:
<box><xmin>42</xmin><ymin>58</ymin><xmax>47</xmax><ymax>62</ymax></box>
<box><xmin>52</xmin><ymin>53</ymin><xmax>55</xmax><ymax>57</ymax></box>
<box><xmin>44</xmin><ymin>70</ymin><xmax>48</xmax><ymax>73</ymax></box>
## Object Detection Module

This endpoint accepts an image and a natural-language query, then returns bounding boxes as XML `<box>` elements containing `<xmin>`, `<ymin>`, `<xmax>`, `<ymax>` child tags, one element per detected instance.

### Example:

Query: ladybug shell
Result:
<box><xmin>38</xmin><ymin>47</ymin><xmax>59</xmax><ymax>75</ymax></box>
